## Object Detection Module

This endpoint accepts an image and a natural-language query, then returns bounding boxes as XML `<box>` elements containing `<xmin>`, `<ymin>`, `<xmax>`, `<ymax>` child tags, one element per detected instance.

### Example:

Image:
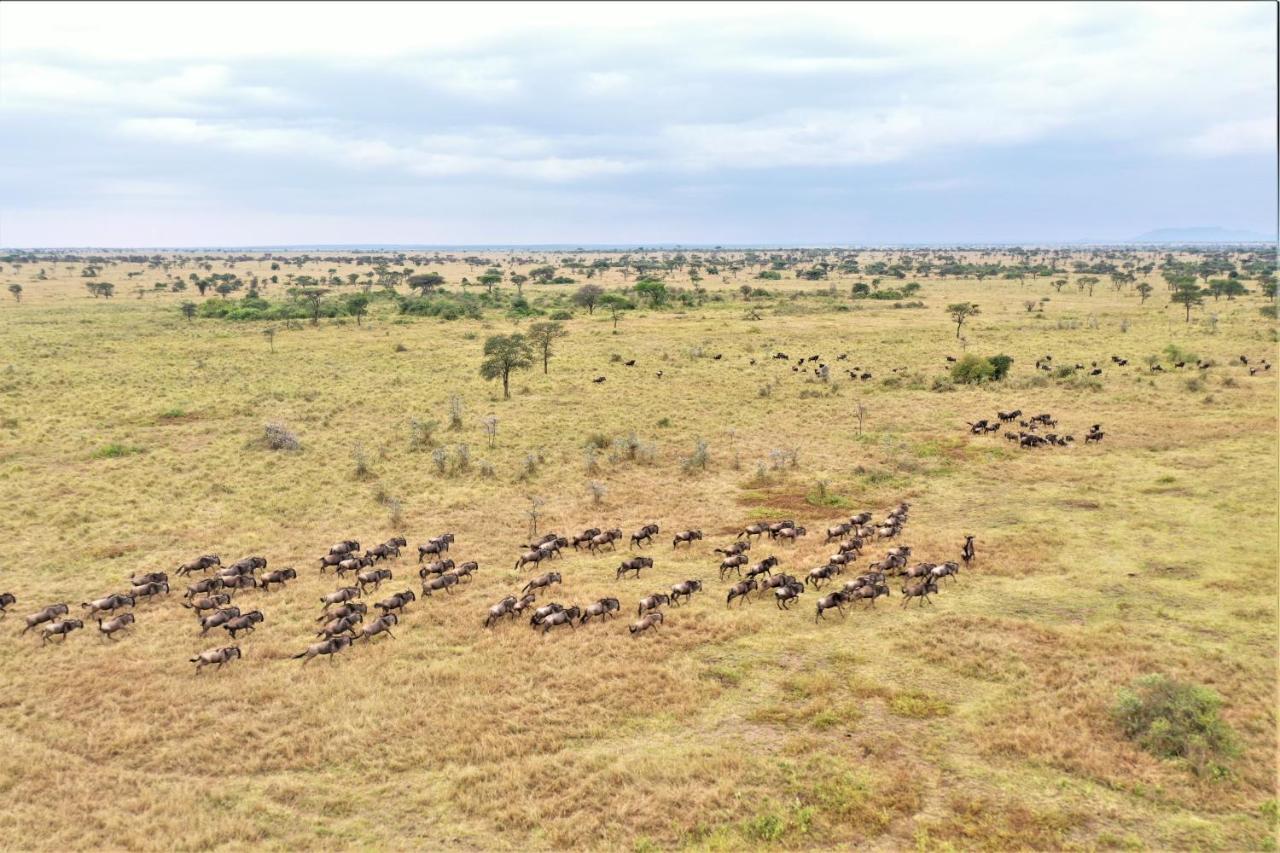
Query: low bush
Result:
<box><xmin>1112</xmin><ymin>674</ymin><xmax>1237</xmax><ymax>776</ymax></box>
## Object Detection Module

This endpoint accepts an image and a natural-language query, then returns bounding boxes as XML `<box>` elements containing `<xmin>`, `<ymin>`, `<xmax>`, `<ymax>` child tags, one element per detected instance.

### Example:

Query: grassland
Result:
<box><xmin>0</xmin><ymin>250</ymin><xmax>1275</xmax><ymax>850</ymax></box>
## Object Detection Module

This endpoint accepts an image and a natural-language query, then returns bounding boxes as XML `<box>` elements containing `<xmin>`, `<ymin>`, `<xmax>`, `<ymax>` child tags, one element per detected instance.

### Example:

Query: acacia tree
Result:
<box><xmin>8</xmin><ymin>283</ymin><xmax>21</xmax><ymax>303</ymax></box>
<box><xmin>180</xmin><ymin>301</ymin><xmax>196</xmax><ymax>321</ymax></box>
<box><xmin>599</xmin><ymin>293</ymin><xmax>634</xmax><ymax>330</ymax></box>
<box><xmin>1171</xmin><ymin>283</ymin><xmax>1205</xmax><ymax>323</ymax></box>
<box><xmin>291</xmin><ymin>287</ymin><xmax>329</xmax><ymax>325</ymax></box>
<box><xmin>479</xmin><ymin>334</ymin><xmax>533</xmax><ymax>399</ymax></box>
<box><xmin>345</xmin><ymin>292</ymin><xmax>369</xmax><ymax>325</ymax></box>
<box><xmin>1137</xmin><ymin>282</ymin><xmax>1153</xmax><ymax>304</ymax></box>
<box><xmin>408</xmin><ymin>273</ymin><xmax>444</xmax><ymax>295</ymax></box>
<box><xmin>526</xmin><ymin>321</ymin><xmax>568</xmax><ymax>374</ymax></box>
<box><xmin>573</xmin><ymin>284</ymin><xmax>603</xmax><ymax>314</ymax></box>
<box><xmin>946</xmin><ymin>302</ymin><xmax>979</xmax><ymax>338</ymax></box>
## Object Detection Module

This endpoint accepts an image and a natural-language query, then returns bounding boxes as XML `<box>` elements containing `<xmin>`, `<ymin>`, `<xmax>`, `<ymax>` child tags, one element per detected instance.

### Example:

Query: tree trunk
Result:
<box><xmin>502</xmin><ymin>371</ymin><xmax>510</xmax><ymax>399</ymax></box>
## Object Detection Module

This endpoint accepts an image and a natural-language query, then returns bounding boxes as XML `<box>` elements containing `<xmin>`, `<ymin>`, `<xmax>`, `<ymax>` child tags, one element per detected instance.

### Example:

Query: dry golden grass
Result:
<box><xmin>0</xmin><ymin>250</ymin><xmax>1275</xmax><ymax>850</ymax></box>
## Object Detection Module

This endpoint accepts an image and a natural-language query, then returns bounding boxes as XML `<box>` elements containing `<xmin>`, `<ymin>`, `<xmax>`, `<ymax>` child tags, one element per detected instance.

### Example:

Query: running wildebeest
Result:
<box><xmin>522</xmin><ymin>571</ymin><xmax>562</xmax><ymax>595</ymax></box>
<box><xmin>97</xmin><ymin>613</ymin><xmax>135</xmax><ymax>640</ymax></box>
<box><xmin>726</xmin><ymin>579</ymin><xmax>758</xmax><ymax>606</ymax></box>
<box><xmin>191</xmin><ymin>646</ymin><xmax>241</xmax><ymax>674</ymax></box>
<box><xmin>629</xmin><ymin>612</ymin><xmax>664</xmax><ymax>635</ymax></box>
<box><xmin>669</xmin><ymin>579</ymin><xmax>703</xmax><ymax>605</ymax></box>
<box><xmin>629</xmin><ymin>523</ymin><xmax>660</xmax><ymax>549</ymax></box>
<box><xmin>422</xmin><ymin>572</ymin><xmax>459</xmax><ymax>597</ymax></box>
<box><xmin>616</xmin><ymin>556</ymin><xmax>653</xmax><ymax>580</ymax></box>
<box><xmin>176</xmin><ymin>554</ymin><xmax>221</xmax><ymax>576</ymax></box>
<box><xmin>718</xmin><ymin>553</ymin><xmax>749</xmax><ymax>579</ymax></box>
<box><xmin>672</xmin><ymin>530</ymin><xmax>702</xmax><ymax>548</ymax></box>
<box><xmin>815</xmin><ymin>590</ymin><xmax>850</xmax><ymax>622</ymax></box>
<box><xmin>355</xmin><ymin>613</ymin><xmax>398</xmax><ymax>642</ymax></box>
<box><xmin>293</xmin><ymin>636</ymin><xmax>353</xmax><ymax>664</ymax></box>
<box><xmin>637</xmin><ymin>593</ymin><xmax>670</xmax><ymax>616</ymax></box>
<box><xmin>376</xmin><ymin>590</ymin><xmax>416</xmax><ymax>614</ymax></box>
<box><xmin>259</xmin><ymin>568</ymin><xmax>298</xmax><ymax>591</ymax></box>
<box><xmin>182</xmin><ymin>593</ymin><xmax>231</xmax><ymax>614</ymax></box>
<box><xmin>41</xmin><ymin>619</ymin><xmax>84</xmax><ymax>643</ymax></box>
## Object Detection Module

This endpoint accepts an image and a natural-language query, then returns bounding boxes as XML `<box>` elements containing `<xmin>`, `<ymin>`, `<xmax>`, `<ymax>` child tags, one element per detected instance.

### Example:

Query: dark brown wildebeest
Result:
<box><xmin>766</xmin><ymin>520</ymin><xmax>795</xmax><ymax>539</ymax></box>
<box><xmin>335</xmin><ymin>555</ymin><xmax>373</xmax><ymax>578</ymax></box>
<box><xmin>320</xmin><ymin>587</ymin><xmax>362</xmax><ymax>609</ymax></box>
<box><xmin>420</xmin><ymin>558</ymin><xmax>456</xmax><ymax>579</ymax></box>
<box><xmin>715</xmin><ymin>540</ymin><xmax>750</xmax><ymax>558</ymax></box>
<box><xmin>226</xmin><ymin>556</ymin><xmax>267</xmax><ymax>575</ymax></box>
<box><xmin>364</xmin><ymin>543</ymin><xmax>399</xmax><ymax>562</ymax></box>
<box><xmin>847</xmin><ymin>582</ymin><xmax>891</xmax><ymax>607</ymax></box>
<box><xmin>293</xmin><ymin>636</ymin><xmax>353</xmax><ymax>664</ymax></box>
<box><xmin>453</xmin><ymin>561</ymin><xmax>479</xmax><ymax>582</ymax></box>
<box><xmin>355</xmin><ymin>613</ymin><xmax>398</xmax><ymax>642</ymax></box>
<box><xmin>630</xmin><ymin>612</ymin><xmax>664</xmax><ymax>635</ymax></box>
<box><xmin>587</xmin><ymin>529</ymin><xmax>623</xmax><ymax>553</ymax></box>
<box><xmin>815</xmin><ymin>590</ymin><xmax>849</xmax><ymax>622</ymax></box>
<box><xmin>199</xmin><ymin>607</ymin><xmax>240</xmax><ymax>636</ymax></box>
<box><xmin>775</xmin><ymin>526</ymin><xmax>807</xmax><ymax>544</ymax></box>
<box><xmin>824</xmin><ymin>522</ymin><xmax>851</xmax><ymax>543</ymax></box>
<box><xmin>376</xmin><ymin>590</ymin><xmax>416</xmax><ymax>615</ymax></box>
<box><xmin>669</xmin><ymin>579</ymin><xmax>702</xmax><ymax>605</ymax></box>
<box><xmin>183</xmin><ymin>593</ymin><xmax>232</xmax><ymax>614</ymax></box>
<box><xmin>357</xmin><ymin>568</ymin><xmax>392</xmax><ymax>592</ymax></box>
<box><xmin>223</xmin><ymin>611</ymin><xmax>264</xmax><ymax>638</ymax></box>
<box><xmin>522</xmin><ymin>571</ymin><xmax>562</xmax><ymax>595</ymax></box>
<box><xmin>580</xmin><ymin>598</ymin><xmax>621</xmax><ymax>624</ymax></box>
<box><xmin>259</xmin><ymin>568</ymin><xmax>298</xmax><ymax>591</ymax></box>
<box><xmin>417</xmin><ymin>534</ymin><xmax>455</xmax><ymax>563</ymax></box>
<box><xmin>41</xmin><ymin>619</ymin><xmax>84</xmax><ymax>643</ymax></box>
<box><xmin>317</xmin><ymin>601</ymin><xmax>366</xmax><ymax>623</ymax></box>
<box><xmin>539</xmin><ymin>605</ymin><xmax>581</xmax><ymax>634</ymax></box>
<box><xmin>514</xmin><ymin>548</ymin><xmax>546</xmax><ymax>571</ymax></box>
<box><xmin>22</xmin><ymin>603</ymin><xmax>69</xmax><ymax>634</ymax></box>
<box><xmin>571</xmin><ymin>528</ymin><xmax>602</xmax><ymax>550</ymax></box>
<box><xmin>82</xmin><ymin>593</ymin><xmax>135</xmax><ymax>617</ymax></box>
<box><xmin>176</xmin><ymin>555</ymin><xmax>221</xmax><ymax>576</ymax></box>
<box><xmin>637</xmin><ymin>593</ymin><xmax>670</xmax><ymax>616</ymax></box>
<box><xmin>131</xmin><ymin>580</ymin><xmax>169</xmax><ymax>602</ymax></box>
<box><xmin>900</xmin><ymin>578</ymin><xmax>939</xmax><ymax>607</ymax></box>
<box><xmin>773</xmin><ymin>579</ymin><xmax>805</xmax><ymax>610</ymax></box>
<box><xmin>617</xmin><ymin>556</ymin><xmax>653</xmax><ymax>580</ymax></box>
<box><xmin>509</xmin><ymin>593</ymin><xmax>538</xmax><ymax>618</ymax></box>
<box><xmin>672</xmin><ymin>530</ymin><xmax>702</xmax><ymax>548</ymax></box>
<box><xmin>737</xmin><ymin>522</ymin><xmax>771</xmax><ymax>541</ymax></box>
<box><xmin>805</xmin><ymin>564</ymin><xmax>841</xmax><ymax>588</ymax></box>
<box><xmin>726</xmin><ymin>579</ymin><xmax>757</xmax><ymax>606</ymax></box>
<box><xmin>329</xmin><ymin>540</ymin><xmax>360</xmax><ymax>556</ymax></box>
<box><xmin>218</xmin><ymin>574</ymin><xmax>257</xmax><ymax>591</ymax></box>
<box><xmin>718</xmin><ymin>553</ymin><xmax>749</xmax><ymax>579</ymax></box>
<box><xmin>485</xmin><ymin>595</ymin><xmax>518</xmax><ymax>628</ymax></box>
<box><xmin>318</xmin><ymin>553</ymin><xmax>345</xmax><ymax>572</ymax></box>
<box><xmin>129</xmin><ymin>572</ymin><xmax>168</xmax><ymax>587</ymax></box>
<box><xmin>97</xmin><ymin>613</ymin><xmax>135</xmax><ymax>640</ymax></box>
<box><xmin>529</xmin><ymin>602</ymin><xmax>565</xmax><ymax>626</ymax></box>
<box><xmin>191</xmin><ymin>645</ymin><xmax>241</xmax><ymax>673</ymax></box>
<box><xmin>930</xmin><ymin>562</ymin><xmax>961</xmax><ymax>583</ymax></box>
<box><xmin>317</xmin><ymin>613</ymin><xmax>362</xmax><ymax>639</ymax></box>
<box><xmin>745</xmin><ymin>555</ymin><xmax>779</xmax><ymax>581</ymax></box>
<box><xmin>849</xmin><ymin>512</ymin><xmax>872</xmax><ymax>527</ymax></box>
<box><xmin>961</xmin><ymin>535</ymin><xmax>975</xmax><ymax>566</ymax></box>
<box><xmin>629</xmin><ymin>523</ymin><xmax>660</xmax><ymax>549</ymax></box>
<box><xmin>0</xmin><ymin>592</ymin><xmax>17</xmax><ymax>615</ymax></box>
<box><xmin>422</xmin><ymin>572</ymin><xmax>459</xmax><ymax>597</ymax></box>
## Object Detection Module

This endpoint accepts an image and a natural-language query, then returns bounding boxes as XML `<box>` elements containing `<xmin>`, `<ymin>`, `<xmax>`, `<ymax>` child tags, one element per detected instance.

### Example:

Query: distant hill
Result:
<box><xmin>1132</xmin><ymin>226</ymin><xmax>1275</xmax><ymax>244</ymax></box>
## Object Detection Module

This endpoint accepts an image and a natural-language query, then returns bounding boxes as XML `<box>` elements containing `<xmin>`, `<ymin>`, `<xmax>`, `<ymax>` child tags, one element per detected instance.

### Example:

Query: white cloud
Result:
<box><xmin>1183</xmin><ymin>118</ymin><xmax>1277</xmax><ymax>158</ymax></box>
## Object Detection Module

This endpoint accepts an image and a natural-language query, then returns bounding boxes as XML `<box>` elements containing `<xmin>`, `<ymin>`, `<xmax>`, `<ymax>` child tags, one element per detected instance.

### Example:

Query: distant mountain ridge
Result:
<box><xmin>1131</xmin><ymin>226</ymin><xmax>1275</xmax><ymax>244</ymax></box>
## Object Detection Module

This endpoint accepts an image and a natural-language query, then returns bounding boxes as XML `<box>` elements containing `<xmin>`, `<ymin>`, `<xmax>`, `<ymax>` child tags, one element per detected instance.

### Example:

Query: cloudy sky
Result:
<box><xmin>0</xmin><ymin>1</ymin><xmax>1275</xmax><ymax>247</ymax></box>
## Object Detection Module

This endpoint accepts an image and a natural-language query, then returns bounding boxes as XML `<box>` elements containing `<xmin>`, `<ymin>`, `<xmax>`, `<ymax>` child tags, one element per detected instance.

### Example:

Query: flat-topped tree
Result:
<box><xmin>479</xmin><ymin>334</ymin><xmax>533</xmax><ymax>400</ymax></box>
<box><xmin>946</xmin><ymin>302</ymin><xmax>979</xmax><ymax>338</ymax></box>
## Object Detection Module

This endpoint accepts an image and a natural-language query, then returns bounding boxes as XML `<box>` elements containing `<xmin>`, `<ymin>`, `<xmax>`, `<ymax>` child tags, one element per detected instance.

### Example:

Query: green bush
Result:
<box><xmin>951</xmin><ymin>354</ymin><xmax>1013</xmax><ymax>384</ymax></box>
<box><xmin>1112</xmin><ymin>675</ymin><xmax>1237</xmax><ymax>776</ymax></box>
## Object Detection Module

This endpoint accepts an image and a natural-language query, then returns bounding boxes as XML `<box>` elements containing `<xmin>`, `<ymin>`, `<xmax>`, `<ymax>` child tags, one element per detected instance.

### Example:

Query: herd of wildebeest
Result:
<box><xmin>0</xmin><ymin>500</ymin><xmax>978</xmax><ymax>673</ymax></box>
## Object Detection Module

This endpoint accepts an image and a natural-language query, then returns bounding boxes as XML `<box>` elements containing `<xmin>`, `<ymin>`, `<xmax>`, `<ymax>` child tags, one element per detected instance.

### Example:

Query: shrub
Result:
<box><xmin>261</xmin><ymin>422</ymin><xmax>300</xmax><ymax>451</ymax></box>
<box><xmin>1112</xmin><ymin>675</ymin><xmax>1237</xmax><ymax>776</ymax></box>
<box><xmin>93</xmin><ymin>442</ymin><xmax>144</xmax><ymax>459</ymax></box>
<box><xmin>950</xmin><ymin>354</ymin><xmax>1012</xmax><ymax>384</ymax></box>
<box><xmin>408</xmin><ymin>418</ymin><xmax>439</xmax><ymax>451</ymax></box>
<box><xmin>588</xmin><ymin>481</ymin><xmax>607</xmax><ymax>505</ymax></box>
<box><xmin>681</xmin><ymin>438</ymin><xmax>710</xmax><ymax>473</ymax></box>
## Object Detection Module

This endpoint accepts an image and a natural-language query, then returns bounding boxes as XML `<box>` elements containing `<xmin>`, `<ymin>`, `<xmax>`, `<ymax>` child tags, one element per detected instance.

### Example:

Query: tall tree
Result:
<box><xmin>7</xmin><ymin>283</ymin><xmax>21</xmax><ymax>303</ymax></box>
<box><xmin>946</xmin><ymin>302</ymin><xmax>979</xmax><ymax>338</ymax></box>
<box><xmin>1170</xmin><ymin>282</ymin><xmax>1205</xmax><ymax>323</ymax></box>
<box><xmin>526</xmin><ymin>321</ymin><xmax>568</xmax><ymax>374</ymax></box>
<box><xmin>573</xmin><ymin>284</ymin><xmax>603</xmax><ymax>314</ymax></box>
<box><xmin>479</xmin><ymin>334</ymin><xmax>534</xmax><ymax>399</ymax></box>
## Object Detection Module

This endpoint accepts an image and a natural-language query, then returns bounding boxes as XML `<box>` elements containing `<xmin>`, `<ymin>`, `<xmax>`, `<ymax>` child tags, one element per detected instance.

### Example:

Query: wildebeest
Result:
<box><xmin>223</xmin><ymin>610</ymin><xmax>264</xmax><ymax>638</ymax></box>
<box><xmin>376</xmin><ymin>590</ymin><xmax>416</xmax><ymax>614</ymax></box>
<box><xmin>320</xmin><ymin>587</ymin><xmax>362</xmax><ymax>609</ymax></box>
<box><xmin>485</xmin><ymin>595</ymin><xmax>518</xmax><ymax>628</ymax></box>
<box><xmin>514</xmin><ymin>548</ymin><xmax>547</xmax><ymax>571</ymax></box>
<box><xmin>997</xmin><ymin>409</ymin><xmax>1021</xmax><ymax>422</ymax></box>
<box><xmin>737</xmin><ymin>522</ymin><xmax>771</xmax><ymax>541</ymax></box>
<box><xmin>587</xmin><ymin>529</ymin><xmax>623</xmax><ymax>553</ymax></box>
<box><xmin>176</xmin><ymin>554</ymin><xmax>221</xmax><ymax>576</ymax></box>
<box><xmin>97</xmin><ymin>613</ymin><xmax>135</xmax><ymax>640</ymax></box>
<box><xmin>417</xmin><ymin>534</ymin><xmax>455</xmax><ymax>562</ymax></box>
<box><xmin>0</xmin><ymin>592</ymin><xmax>15</xmax><ymax>615</ymax></box>
<box><xmin>775</xmin><ymin>526</ymin><xmax>807</xmax><ymax>543</ymax></box>
<box><xmin>805</xmin><ymin>564</ymin><xmax>842</xmax><ymax>588</ymax></box>
<box><xmin>529</xmin><ymin>602</ymin><xmax>565</xmax><ymax>626</ymax></box>
<box><xmin>22</xmin><ymin>603</ymin><xmax>69</xmax><ymax>634</ymax></box>
<box><xmin>746</xmin><ymin>556</ymin><xmax>779</xmax><ymax>581</ymax></box>
<box><xmin>329</xmin><ymin>540</ymin><xmax>360</xmax><ymax>556</ymax></box>
<box><xmin>41</xmin><ymin>619</ymin><xmax>84</xmax><ymax>643</ymax></box>
<box><xmin>629</xmin><ymin>524</ymin><xmax>660</xmax><ymax>549</ymax></box>
<box><xmin>773</xmin><ymin>579</ymin><xmax>805</xmax><ymax>609</ymax></box>
<box><xmin>183</xmin><ymin>593</ymin><xmax>232</xmax><ymax>614</ymax></box>
<box><xmin>293</xmin><ymin>636</ymin><xmax>353</xmax><ymax>664</ymax></box>
<box><xmin>617</xmin><ymin>556</ymin><xmax>653</xmax><ymax>580</ymax></box>
<box><xmin>259</xmin><ymin>568</ymin><xmax>298</xmax><ymax>591</ymax></box>
<box><xmin>580</xmin><ymin>597</ymin><xmax>621</xmax><ymax>624</ymax></box>
<box><xmin>570</xmin><ymin>528</ymin><xmax>602</xmax><ymax>550</ymax></box>
<box><xmin>961</xmin><ymin>535</ymin><xmax>975</xmax><ymax>566</ymax></box>
<box><xmin>218</xmin><ymin>574</ymin><xmax>257</xmax><ymax>591</ymax></box>
<box><xmin>637</xmin><ymin>593</ymin><xmax>670</xmax><ymax>616</ymax></box>
<box><xmin>226</xmin><ymin>556</ymin><xmax>267</xmax><ymax>575</ymax></box>
<box><xmin>318</xmin><ymin>601</ymin><xmax>366</xmax><ymax>623</ymax></box>
<box><xmin>357</xmin><ymin>568</ymin><xmax>393</xmax><ymax>592</ymax></box>
<box><xmin>191</xmin><ymin>645</ymin><xmax>242</xmax><ymax>673</ymax></box>
<box><xmin>767</xmin><ymin>520</ymin><xmax>796</xmax><ymax>539</ymax></box>
<box><xmin>815</xmin><ymin>590</ymin><xmax>850</xmax><ymax>622</ymax></box>
<box><xmin>420</xmin><ymin>558</ymin><xmax>456</xmax><ymax>579</ymax></box>
<box><xmin>81</xmin><ymin>593</ymin><xmax>135</xmax><ymax>617</ymax></box>
<box><xmin>717</xmin><ymin>553</ymin><xmax>749</xmax><ymax>579</ymax></box>
<box><xmin>630</xmin><ymin>612</ymin><xmax>664</xmax><ymax>635</ymax></box>
<box><xmin>726</xmin><ymin>579</ymin><xmax>758</xmax><ymax>606</ymax></box>
<box><xmin>355</xmin><ymin>613</ymin><xmax>398</xmax><ymax>642</ymax></box>
<box><xmin>335</xmin><ymin>555</ymin><xmax>373</xmax><ymax>578</ymax></box>
<box><xmin>422</xmin><ymin>572</ymin><xmax>459</xmax><ymax>597</ymax></box>
<box><xmin>539</xmin><ymin>605</ymin><xmax>581</xmax><ymax>633</ymax></box>
<box><xmin>824</xmin><ymin>522</ymin><xmax>851</xmax><ymax>543</ymax></box>
<box><xmin>715</xmin><ymin>540</ymin><xmax>750</xmax><ymax>558</ymax></box>
<box><xmin>317</xmin><ymin>613</ymin><xmax>362</xmax><ymax>639</ymax></box>
<box><xmin>131</xmin><ymin>580</ymin><xmax>169</xmax><ymax>602</ymax></box>
<box><xmin>129</xmin><ymin>572</ymin><xmax>168</xmax><ymax>588</ymax></box>
<box><xmin>199</xmin><ymin>607</ymin><xmax>241</xmax><ymax>636</ymax></box>
<box><xmin>453</xmin><ymin>561</ymin><xmax>479</xmax><ymax>582</ymax></box>
<box><xmin>669</xmin><ymin>579</ymin><xmax>703</xmax><ymax>605</ymax></box>
<box><xmin>901</xmin><ymin>578</ymin><xmax>939</xmax><ymax>606</ymax></box>
<box><xmin>522</xmin><ymin>572</ymin><xmax>561</xmax><ymax>595</ymax></box>
<box><xmin>672</xmin><ymin>530</ymin><xmax>702</xmax><ymax>548</ymax></box>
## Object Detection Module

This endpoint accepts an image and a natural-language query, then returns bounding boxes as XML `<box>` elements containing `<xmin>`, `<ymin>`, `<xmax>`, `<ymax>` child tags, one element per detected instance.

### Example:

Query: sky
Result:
<box><xmin>0</xmin><ymin>1</ymin><xmax>1275</xmax><ymax>247</ymax></box>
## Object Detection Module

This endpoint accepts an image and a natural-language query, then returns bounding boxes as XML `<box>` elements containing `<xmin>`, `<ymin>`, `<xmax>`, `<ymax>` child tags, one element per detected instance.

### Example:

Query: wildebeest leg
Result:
<box><xmin>384</xmin><ymin>629</ymin><xmax>397</xmax><ymax>639</ymax></box>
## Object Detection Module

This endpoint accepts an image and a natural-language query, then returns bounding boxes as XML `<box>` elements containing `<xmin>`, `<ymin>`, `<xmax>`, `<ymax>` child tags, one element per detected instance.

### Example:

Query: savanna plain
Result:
<box><xmin>0</xmin><ymin>247</ymin><xmax>1275</xmax><ymax>850</ymax></box>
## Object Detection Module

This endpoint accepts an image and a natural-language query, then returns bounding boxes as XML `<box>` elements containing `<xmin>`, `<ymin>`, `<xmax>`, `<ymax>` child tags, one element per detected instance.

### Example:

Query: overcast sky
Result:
<box><xmin>0</xmin><ymin>1</ymin><xmax>1275</xmax><ymax>247</ymax></box>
